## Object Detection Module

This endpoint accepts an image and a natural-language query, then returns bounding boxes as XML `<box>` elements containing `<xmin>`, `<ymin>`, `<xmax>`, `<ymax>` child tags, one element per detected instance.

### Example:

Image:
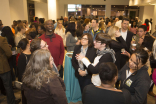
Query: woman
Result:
<box><xmin>130</xmin><ymin>21</ymin><xmax>137</xmax><ymax>35</ymax></box>
<box><xmin>108</xmin><ymin>26</ymin><xmax>128</xmax><ymax>70</ymax></box>
<box><xmin>105</xmin><ymin>21</ymin><xmax>112</xmax><ymax>34</ymax></box>
<box><xmin>66</xmin><ymin>22</ymin><xmax>80</xmax><ymax>52</ymax></box>
<box><xmin>76</xmin><ymin>33</ymin><xmax>116</xmax><ymax>86</ymax></box>
<box><xmin>17</xmin><ymin>38</ymin><xmax>31</xmax><ymax>104</ymax></box>
<box><xmin>83</xmin><ymin>23</ymin><xmax>90</xmax><ymax>34</ymax></box>
<box><xmin>119</xmin><ymin>48</ymin><xmax>151</xmax><ymax>104</ymax></box>
<box><xmin>1</xmin><ymin>26</ymin><xmax>17</xmax><ymax>81</ymax></box>
<box><xmin>72</xmin><ymin>33</ymin><xmax>96</xmax><ymax>92</ymax></box>
<box><xmin>75</xmin><ymin>21</ymin><xmax>84</xmax><ymax>39</ymax></box>
<box><xmin>22</xmin><ymin>49</ymin><xmax>68</xmax><ymax>104</ymax></box>
<box><xmin>54</xmin><ymin>20</ymin><xmax>66</xmax><ymax>46</ymax></box>
<box><xmin>142</xmin><ymin>19</ymin><xmax>150</xmax><ymax>32</ymax></box>
<box><xmin>15</xmin><ymin>24</ymin><xmax>26</xmax><ymax>46</ymax></box>
<box><xmin>37</xmin><ymin>24</ymin><xmax>46</xmax><ymax>37</ymax></box>
<box><xmin>82</xmin><ymin>62</ymin><xmax>131</xmax><ymax>104</ymax></box>
<box><xmin>99</xmin><ymin>21</ymin><xmax>105</xmax><ymax>33</ymax></box>
<box><xmin>30</xmin><ymin>38</ymin><xmax>59</xmax><ymax>74</ymax></box>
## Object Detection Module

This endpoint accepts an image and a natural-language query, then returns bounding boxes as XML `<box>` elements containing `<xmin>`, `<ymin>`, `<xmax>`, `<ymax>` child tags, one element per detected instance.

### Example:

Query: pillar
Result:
<box><xmin>0</xmin><ymin>0</ymin><xmax>12</xmax><ymax>27</ymax></box>
<box><xmin>105</xmin><ymin>4</ymin><xmax>111</xmax><ymax>18</ymax></box>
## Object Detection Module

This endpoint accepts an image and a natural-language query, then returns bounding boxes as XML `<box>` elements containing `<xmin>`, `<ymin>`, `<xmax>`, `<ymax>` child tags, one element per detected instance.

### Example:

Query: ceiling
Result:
<box><xmin>129</xmin><ymin>0</ymin><xmax>156</xmax><ymax>6</ymax></box>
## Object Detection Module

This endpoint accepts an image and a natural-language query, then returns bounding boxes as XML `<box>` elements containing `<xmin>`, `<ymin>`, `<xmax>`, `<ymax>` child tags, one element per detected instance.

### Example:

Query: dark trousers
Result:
<box><xmin>21</xmin><ymin>90</ymin><xmax>27</xmax><ymax>104</ymax></box>
<box><xmin>59</xmin><ymin>65</ymin><xmax>64</xmax><ymax>78</ymax></box>
<box><xmin>0</xmin><ymin>71</ymin><xmax>15</xmax><ymax>104</ymax></box>
<box><xmin>78</xmin><ymin>76</ymin><xmax>91</xmax><ymax>93</ymax></box>
<box><xmin>8</xmin><ymin>55</ymin><xmax>17</xmax><ymax>81</ymax></box>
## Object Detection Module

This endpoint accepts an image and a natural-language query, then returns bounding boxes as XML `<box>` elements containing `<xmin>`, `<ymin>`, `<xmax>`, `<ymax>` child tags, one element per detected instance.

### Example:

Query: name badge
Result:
<box><xmin>125</xmin><ymin>79</ymin><xmax>133</xmax><ymax>87</ymax></box>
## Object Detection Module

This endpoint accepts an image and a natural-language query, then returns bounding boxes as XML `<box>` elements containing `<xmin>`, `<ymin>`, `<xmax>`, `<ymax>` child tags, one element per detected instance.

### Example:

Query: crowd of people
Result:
<box><xmin>0</xmin><ymin>14</ymin><xmax>156</xmax><ymax>104</ymax></box>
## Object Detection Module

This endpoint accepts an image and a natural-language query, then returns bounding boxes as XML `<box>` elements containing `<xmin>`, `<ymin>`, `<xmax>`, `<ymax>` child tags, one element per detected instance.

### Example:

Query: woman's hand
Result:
<box><xmin>121</xmin><ymin>51</ymin><xmax>130</xmax><ymax>58</ymax></box>
<box><xmin>79</xmin><ymin>70</ymin><xmax>87</xmax><ymax>76</ymax></box>
<box><xmin>76</xmin><ymin>40</ymin><xmax>80</xmax><ymax>45</ymax></box>
<box><xmin>75</xmin><ymin>54</ymin><xmax>85</xmax><ymax>60</ymax></box>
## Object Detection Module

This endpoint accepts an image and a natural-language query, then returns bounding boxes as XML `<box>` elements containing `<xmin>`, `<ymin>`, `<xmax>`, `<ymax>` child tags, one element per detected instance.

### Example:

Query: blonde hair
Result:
<box><xmin>99</xmin><ymin>22</ymin><xmax>105</xmax><ymax>32</ymax></box>
<box><xmin>108</xmin><ymin>26</ymin><xmax>119</xmax><ymax>41</ymax></box>
<box><xmin>55</xmin><ymin>20</ymin><xmax>65</xmax><ymax>33</ymax></box>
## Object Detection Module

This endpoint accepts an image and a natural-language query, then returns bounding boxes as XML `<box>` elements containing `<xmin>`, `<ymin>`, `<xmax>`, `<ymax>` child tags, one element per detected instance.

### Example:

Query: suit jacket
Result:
<box><xmin>72</xmin><ymin>45</ymin><xmax>97</xmax><ymax>78</ymax></box>
<box><xmin>0</xmin><ymin>36</ymin><xmax>12</xmax><ymax>74</ymax></box>
<box><xmin>119</xmin><ymin>30</ymin><xmax>134</xmax><ymax>69</ymax></box>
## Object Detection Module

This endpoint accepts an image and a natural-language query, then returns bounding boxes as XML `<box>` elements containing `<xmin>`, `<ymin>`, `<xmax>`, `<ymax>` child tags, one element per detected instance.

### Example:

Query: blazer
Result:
<box><xmin>0</xmin><ymin>36</ymin><xmax>12</xmax><ymax>74</ymax></box>
<box><xmin>119</xmin><ymin>63</ymin><xmax>150</xmax><ymax>104</ymax></box>
<box><xmin>119</xmin><ymin>30</ymin><xmax>134</xmax><ymax>69</ymax></box>
<box><xmin>72</xmin><ymin>45</ymin><xmax>97</xmax><ymax>78</ymax></box>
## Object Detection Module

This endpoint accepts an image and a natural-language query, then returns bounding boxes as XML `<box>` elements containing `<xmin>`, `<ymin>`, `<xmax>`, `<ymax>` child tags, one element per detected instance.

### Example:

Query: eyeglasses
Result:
<box><xmin>94</xmin><ymin>40</ymin><xmax>101</xmax><ymax>43</ymax></box>
<box><xmin>81</xmin><ymin>38</ymin><xmax>88</xmax><ymax>41</ymax></box>
<box><xmin>129</xmin><ymin>58</ymin><xmax>137</xmax><ymax>65</ymax></box>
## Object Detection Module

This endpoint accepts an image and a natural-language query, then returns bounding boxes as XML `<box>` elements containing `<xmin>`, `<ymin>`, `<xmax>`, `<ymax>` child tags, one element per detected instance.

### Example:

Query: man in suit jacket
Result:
<box><xmin>0</xmin><ymin>36</ymin><xmax>16</xmax><ymax>104</ymax></box>
<box><xmin>119</xmin><ymin>18</ymin><xmax>134</xmax><ymax>70</ymax></box>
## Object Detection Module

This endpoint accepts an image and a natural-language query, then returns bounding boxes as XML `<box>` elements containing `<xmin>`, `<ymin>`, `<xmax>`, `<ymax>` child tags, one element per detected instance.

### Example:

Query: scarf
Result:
<box><xmin>96</xmin><ymin>48</ymin><xmax>116</xmax><ymax>63</ymax></box>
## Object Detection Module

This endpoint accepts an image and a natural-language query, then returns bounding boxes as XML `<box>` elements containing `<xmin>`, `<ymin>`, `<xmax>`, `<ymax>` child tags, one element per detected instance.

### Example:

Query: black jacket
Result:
<box><xmin>119</xmin><ymin>62</ymin><xmax>150</xmax><ymax>104</ymax></box>
<box><xmin>72</xmin><ymin>45</ymin><xmax>96</xmax><ymax>78</ymax></box>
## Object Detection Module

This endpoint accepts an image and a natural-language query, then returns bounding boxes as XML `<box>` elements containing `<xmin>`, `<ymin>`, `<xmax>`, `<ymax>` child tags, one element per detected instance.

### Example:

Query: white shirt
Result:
<box><xmin>81</xmin><ymin>55</ymin><xmax>102</xmax><ymax>86</ymax></box>
<box><xmin>121</xmin><ymin>30</ymin><xmax>127</xmax><ymax>41</ymax></box>
<box><xmin>126</xmin><ymin>70</ymin><xmax>132</xmax><ymax>79</ymax></box>
<box><xmin>115</xmin><ymin>20</ymin><xmax>122</xmax><ymax>28</ymax></box>
<box><xmin>54</xmin><ymin>28</ymin><xmax>66</xmax><ymax>45</ymax></box>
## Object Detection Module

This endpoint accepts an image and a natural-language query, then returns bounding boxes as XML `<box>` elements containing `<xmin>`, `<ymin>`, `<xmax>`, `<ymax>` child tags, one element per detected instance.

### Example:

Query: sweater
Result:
<box><xmin>39</xmin><ymin>34</ymin><xmax>64</xmax><ymax>66</ymax></box>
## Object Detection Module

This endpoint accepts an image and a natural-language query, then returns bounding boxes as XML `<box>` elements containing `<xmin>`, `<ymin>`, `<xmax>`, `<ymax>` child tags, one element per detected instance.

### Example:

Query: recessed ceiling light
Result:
<box><xmin>93</xmin><ymin>8</ymin><xmax>94</xmax><ymax>9</ymax></box>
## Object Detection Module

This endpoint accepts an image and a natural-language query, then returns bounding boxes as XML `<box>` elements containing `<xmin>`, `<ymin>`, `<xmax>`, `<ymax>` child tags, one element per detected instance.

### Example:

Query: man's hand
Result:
<box><xmin>57</xmin><ymin>65</ymin><xmax>61</xmax><ymax>71</ymax></box>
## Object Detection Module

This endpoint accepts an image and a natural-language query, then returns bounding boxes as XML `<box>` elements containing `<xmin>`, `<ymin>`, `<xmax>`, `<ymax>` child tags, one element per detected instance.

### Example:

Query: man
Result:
<box><xmin>0</xmin><ymin>36</ymin><xmax>21</xmax><ymax>104</ymax></box>
<box><xmin>63</xmin><ymin>17</ymin><xmax>68</xmax><ymax>28</ymax></box>
<box><xmin>39</xmin><ymin>20</ymin><xmax>64</xmax><ymax>78</ymax></box>
<box><xmin>120</xmin><ymin>18</ymin><xmax>134</xmax><ymax>69</ymax></box>
<box><xmin>90</xmin><ymin>19</ymin><xmax>103</xmax><ymax>40</ymax></box>
<box><xmin>115</xmin><ymin>16</ymin><xmax>123</xmax><ymax>28</ymax></box>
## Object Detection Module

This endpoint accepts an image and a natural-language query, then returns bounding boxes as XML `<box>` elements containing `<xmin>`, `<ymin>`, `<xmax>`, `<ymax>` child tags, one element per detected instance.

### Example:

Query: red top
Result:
<box><xmin>39</xmin><ymin>33</ymin><xmax>64</xmax><ymax>66</ymax></box>
<box><xmin>142</xmin><ymin>23</ymin><xmax>149</xmax><ymax>32</ymax></box>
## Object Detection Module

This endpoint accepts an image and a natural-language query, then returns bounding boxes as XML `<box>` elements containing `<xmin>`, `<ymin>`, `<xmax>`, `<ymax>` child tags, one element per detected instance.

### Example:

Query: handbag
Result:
<box><xmin>150</xmin><ymin>54</ymin><xmax>156</xmax><ymax>68</ymax></box>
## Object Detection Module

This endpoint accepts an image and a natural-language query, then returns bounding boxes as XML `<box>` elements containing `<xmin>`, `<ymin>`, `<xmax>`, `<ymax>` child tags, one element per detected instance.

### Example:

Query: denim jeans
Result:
<box><xmin>0</xmin><ymin>71</ymin><xmax>15</xmax><ymax>104</ymax></box>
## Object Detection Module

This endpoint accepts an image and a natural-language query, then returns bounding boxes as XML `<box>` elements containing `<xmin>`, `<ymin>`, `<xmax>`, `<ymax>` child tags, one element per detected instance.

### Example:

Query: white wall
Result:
<box><xmin>142</xmin><ymin>5</ymin><xmax>154</xmax><ymax>23</ymax></box>
<box><xmin>152</xmin><ymin>5</ymin><xmax>156</xmax><ymax>33</ymax></box>
<box><xmin>35</xmin><ymin>2</ymin><xmax>48</xmax><ymax>21</ymax></box>
<box><xmin>0</xmin><ymin>0</ymin><xmax>12</xmax><ymax>27</ymax></box>
<box><xmin>9</xmin><ymin>0</ymin><xmax>28</xmax><ymax>22</ymax></box>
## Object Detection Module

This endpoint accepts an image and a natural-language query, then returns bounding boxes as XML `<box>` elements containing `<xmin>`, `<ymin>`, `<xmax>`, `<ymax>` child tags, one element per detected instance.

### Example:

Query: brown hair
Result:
<box><xmin>30</xmin><ymin>38</ymin><xmax>42</xmax><ymax>53</ymax></box>
<box><xmin>22</xmin><ymin>49</ymin><xmax>56</xmax><ymax>90</ymax></box>
<box><xmin>81</xmin><ymin>33</ymin><xmax>93</xmax><ymax>47</ymax></box>
<box><xmin>17</xmin><ymin>24</ymin><xmax>25</xmax><ymax>32</ymax></box>
<box><xmin>95</xmin><ymin>33</ymin><xmax>111</xmax><ymax>47</ymax></box>
<box><xmin>26</xmin><ymin>28</ymin><xmax>37</xmax><ymax>40</ymax></box>
<box><xmin>99</xmin><ymin>21</ymin><xmax>105</xmax><ymax>31</ymax></box>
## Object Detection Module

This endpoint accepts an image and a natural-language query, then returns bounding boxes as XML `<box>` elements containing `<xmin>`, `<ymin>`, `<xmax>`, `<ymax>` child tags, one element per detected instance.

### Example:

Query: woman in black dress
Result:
<box><xmin>17</xmin><ymin>38</ymin><xmax>31</xmax><ymax>104</ymax></box>
<box><xmin>82</xmin><ymin>62</ymin><xmax>131</xmax><ymax>104</ymax></box>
